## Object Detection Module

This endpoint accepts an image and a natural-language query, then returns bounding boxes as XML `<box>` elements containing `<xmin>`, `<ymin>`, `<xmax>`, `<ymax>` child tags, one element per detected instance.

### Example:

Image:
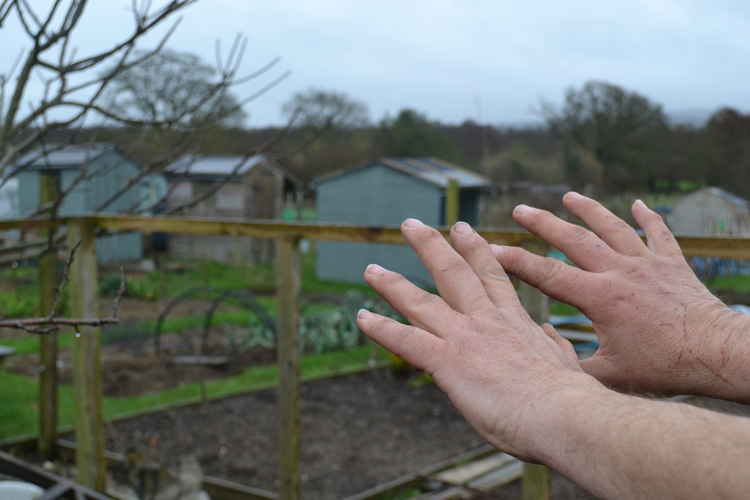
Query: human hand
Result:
<box><xmin>494</xmin><ymin>192</ymin><xmax>750</xmax><ymax>399</ymax></box>
<box><xmin>356</xmin><ymin>219</ymin><xmax>601</xmax><ymax>460</ymax></box>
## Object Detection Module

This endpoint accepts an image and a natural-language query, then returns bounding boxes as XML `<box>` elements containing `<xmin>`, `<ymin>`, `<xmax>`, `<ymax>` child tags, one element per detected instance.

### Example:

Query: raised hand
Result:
<box><xmin>356</xmin><ymin>218</ymin><xmax>600</xmax><ymax>460</ymax></box>
<box><xmin>494</xmin><ymin>192</ymin><xmax>750</xmax><ymax>400</ymax></box>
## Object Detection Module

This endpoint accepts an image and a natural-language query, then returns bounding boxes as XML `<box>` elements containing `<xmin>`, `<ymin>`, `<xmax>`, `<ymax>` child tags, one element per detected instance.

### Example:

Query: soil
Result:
<box><xmin>103</xmin><ymin>369</ymin><xmax>487</xmax><ymax>500</ymax></box>
<box><xmin>98</xmin><ymin>375</ymin><xmax>750</xmax><ymax>500</ymax></box>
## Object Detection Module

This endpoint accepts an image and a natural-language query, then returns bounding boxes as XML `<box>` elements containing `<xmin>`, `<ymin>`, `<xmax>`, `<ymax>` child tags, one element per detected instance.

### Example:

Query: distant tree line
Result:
<box><xmin>50</xmin><ymin>74</ymin><xmax>750</xmax><ymax>199</ymax></box>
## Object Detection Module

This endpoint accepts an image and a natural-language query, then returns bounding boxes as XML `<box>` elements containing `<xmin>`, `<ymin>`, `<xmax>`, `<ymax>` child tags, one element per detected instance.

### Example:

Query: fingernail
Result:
<box><xmin>357</xmin><ymin>308</ymin><xmax>370</xmax><ymax>319</ymax></box>
<box><xmin>402</xmin><ymin>218</ymin><xmax>424</xmax><ymax>228</ymax></box>
<box><xmin>633</xmin><ymin>199</ymin><xmax>647</xmax><ymax>209</ymax></box>
<box><xmin>452</xmin><ymin>221</ymin><xmax>472</xmax><ymax>234</ymax></box>
<box><xmin>565</xmin><ymin>191</ymin><xmax>584</xmax><ymax>201</ymax></box>
<box><xmin>513</xmin><ymin>204</ymin><xmax>536</xmax><ymax>217</ymax></box>
<box><xmin>366</xmin><ymin>263</ymin><xmax>386</xmax><ymax>274</ymax></box>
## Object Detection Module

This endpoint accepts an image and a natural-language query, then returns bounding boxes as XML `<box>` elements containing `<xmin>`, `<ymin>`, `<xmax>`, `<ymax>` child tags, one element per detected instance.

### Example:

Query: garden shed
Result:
<box><xmin>667</xmin><ymin>187</ymin><xmax>750</xmax><ymax>237</ymax></box>
<box><xmin>315</xmin><ymin>157</ymin><xmax>491</xmax><ymax>284</ymax></box>
<box><xmin>163</xmin><ymin>154</ymin><xmax>289</xmax><ymax>264</ymax></box>
<box><xmin>14</xmin><ymin>144</ymin><xmax>149</xmax><ymax>263</ymax></box>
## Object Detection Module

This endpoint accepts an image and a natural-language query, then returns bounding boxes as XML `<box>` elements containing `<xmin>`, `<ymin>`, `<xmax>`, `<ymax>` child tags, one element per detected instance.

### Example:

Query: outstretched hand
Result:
<box><xmin>494</xmin><ymin>192</ymin><xmax>750</xmax><ymax>399</ymax></box>
<box><xmin>356</xmin><ymin>218</ymin><xmax>601</xmax><ymax>460</ymax></box>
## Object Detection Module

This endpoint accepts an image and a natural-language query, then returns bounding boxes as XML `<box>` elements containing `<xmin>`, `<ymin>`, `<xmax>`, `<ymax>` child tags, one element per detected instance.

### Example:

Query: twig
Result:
<box><xmin>0</xmin><ymin>316</ymin><xmax>120</xmax><ymax>335</ymax></box>
<box><xmin>0</xmin><ymin>246</ymin><xmax>127</xmax><ymax>335</ymax></box>
<box><xmin>46</xmin><ymin>238</ymin><xmax>80</xmax><ymax>319</ymax></box>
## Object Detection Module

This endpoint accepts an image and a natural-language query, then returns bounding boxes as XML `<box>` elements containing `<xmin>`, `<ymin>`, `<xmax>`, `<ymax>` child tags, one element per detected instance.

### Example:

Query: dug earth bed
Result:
<box><xmin>102</xmin><ymin>369</ymin><xmax>486</xmax><ymax>499</ymax></box>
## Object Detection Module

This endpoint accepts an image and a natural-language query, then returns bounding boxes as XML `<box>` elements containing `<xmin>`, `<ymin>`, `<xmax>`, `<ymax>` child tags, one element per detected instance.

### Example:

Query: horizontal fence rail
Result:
<box><xmin>1</xmin><ymin>214</ymin><xmax>750</xmax><ymax>259</ymax></box>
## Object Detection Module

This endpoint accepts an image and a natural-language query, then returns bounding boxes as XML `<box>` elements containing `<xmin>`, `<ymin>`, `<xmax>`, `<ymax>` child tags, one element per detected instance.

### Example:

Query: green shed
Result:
<box><xmin>14</xmin><ymin>144</ymin><xmax>150</xmax><ymax>263</ymax></box>
<box><xmin>315</xmin><ymin>158</ymin><xmax>490</xmax><ymax>285</ymax></box>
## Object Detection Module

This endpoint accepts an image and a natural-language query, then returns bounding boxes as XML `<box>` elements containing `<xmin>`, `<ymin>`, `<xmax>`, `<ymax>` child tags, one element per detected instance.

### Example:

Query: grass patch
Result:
<box><xmin>101</xmin><ymin>260</ymin><xmax>277</xmax><ymax>301</ymax></box>
<box><xmin>300</xmin><ymin>251</ymin><xmax>374</xmax><ymax>296</ymax></box>
<box><xmin>708</xmin><ymin>274</ymin><xmax>750</xmax><ymax>294</ymax></box>
<box><xmin>549</xmin><ymin>301</ymin><xmax>581</xmax><ymax>316</ymax></box>
<box><xmin>0</xmin><ymin>345</ymin><xmax>385</xmax><ymax>440</ymax></box>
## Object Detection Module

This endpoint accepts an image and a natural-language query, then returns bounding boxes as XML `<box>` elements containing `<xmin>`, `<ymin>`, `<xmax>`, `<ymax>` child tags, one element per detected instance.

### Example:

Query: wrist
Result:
<box><xmin>516</xmin><ymin>371</ymin><xmax>611</xmax><ymax>464</ymax></box>
<box><xmin>691</xmin><ymin>304</ymin><xmax>750</xmax><ymax>401</ymax></box>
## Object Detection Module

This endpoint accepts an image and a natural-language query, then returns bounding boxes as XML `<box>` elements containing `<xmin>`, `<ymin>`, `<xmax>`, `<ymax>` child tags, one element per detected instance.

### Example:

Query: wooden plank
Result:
<box><xmin>414</xmin><ymin>486</ymin><xmax>472</xmax><ymax>500</ymax></box>
<box><xmin>38</xmin><ymin>173</ymin><xmax>59</xmax><ymax>460</ymax></box>
<box><xmin>434</xmin><ymin>453</ymin><xmax>515</xmax><ymax>485</ymax></box>
<box><xmin>517</xmin><ymin>241</ymin><xmax>551</xmax><ymax>500</ymax></box>
<box><xmin>277</xmin><ymin>236</ymin><xmax>301</xmax><ymax>500</ymax></box>
<box><xmin>445</xmin><ymin>179</ymin><xmax>460</xmax><ymax>226</ymax></box>
<box><xmin>341</xmin><ymin>445</ymin><xmax>496</xmax><ymax>500</ymax></box>
<box><xmin>68</xmin><ymin>220</ymin><xmax>106</xmax><ymax>492</ymax></box>
<box><xmin>93</xmin><ymin>215</ymin><xmax>540</xmax><ymax>247</ymax></box>
<box><xmin>469</xmin><ymin>460</ymin><xmax>523</xmax><ymax>491</ymax></box>
<box><xmin>0</xmin><ymin>214</ymin><xmax>749</xmax><ymax>259</ymax></box>
<box><xmin>203</xmin><ymin>476</ymin><xmax>278</xmax><ymax>500</ymax></box>
<box><xmin>521</xmin><ymin>463</ymin><xmax>550</xmax><ymax>500</ymax></box>
<box><xmin>172</xmin><ymin>355</ymin><xmax>229</xmax><ymax>366</ymax></box>
<box><xmin>49</xmin><ymin>441</ymin><xmax>278</xmax><ymax>500</ymax></box>
<box><xmin>0</xmin><ymin>451</ymin><xmax>112</xmax><ymax>500</ymax></box>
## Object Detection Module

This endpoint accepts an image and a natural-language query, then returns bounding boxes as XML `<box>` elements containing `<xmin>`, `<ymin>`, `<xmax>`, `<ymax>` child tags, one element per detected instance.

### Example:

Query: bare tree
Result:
<box><xmin>0</xmin><ymin>0</ymin><xmax>288</xmax><ymax>326</ymax></box>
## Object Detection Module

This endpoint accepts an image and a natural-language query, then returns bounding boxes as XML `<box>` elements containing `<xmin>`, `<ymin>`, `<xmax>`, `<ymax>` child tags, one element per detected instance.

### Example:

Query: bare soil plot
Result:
<box><xmin>104</xmin><ymin>369</ymin><xmax>486</xmax><ymax>499</ymax></box>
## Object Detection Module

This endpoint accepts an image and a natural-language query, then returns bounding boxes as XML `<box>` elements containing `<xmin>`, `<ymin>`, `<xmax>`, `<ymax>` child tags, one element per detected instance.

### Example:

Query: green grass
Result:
<box><xmin>708</xmin><ymin>274</ymin><xmax>750</xmax><ymax>294</ymax></box>
<box><xmin>101</xmin><ymin>260</ymin><xmax>277</xmax><ymax>301</ymax></box>
<box><xmin>549</xmin><ymin>301</ymin><xmax>581</xmax><ymax>316</ymax></box>
<box><xmin>300</xmin><ymin>251</ymin><xmax>374</xmax><ymax>296</ymax></box>
<box><xmin>0</xmin><ymin>345</ymin><xmax>384</xmax><ymax>440</ymax></box>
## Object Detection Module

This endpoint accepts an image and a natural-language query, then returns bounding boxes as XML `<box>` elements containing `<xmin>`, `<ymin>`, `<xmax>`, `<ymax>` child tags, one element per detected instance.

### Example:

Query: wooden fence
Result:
<box><xmin>1</xmin><ymin>214</ymin><xmax>750</xmax><ymax>500</ymax></box>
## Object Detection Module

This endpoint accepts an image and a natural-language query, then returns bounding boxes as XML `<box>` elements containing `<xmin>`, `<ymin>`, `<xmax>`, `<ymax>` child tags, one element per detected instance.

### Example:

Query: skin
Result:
<box><xmin>494</xmin><ymin>192</ymin><xmax>750</xmax><ymax>400</ymax></box>
<box><xmin>356</xmin><ymin>197</ymin><xmax>750</xmax><ymax>499</ymax></box>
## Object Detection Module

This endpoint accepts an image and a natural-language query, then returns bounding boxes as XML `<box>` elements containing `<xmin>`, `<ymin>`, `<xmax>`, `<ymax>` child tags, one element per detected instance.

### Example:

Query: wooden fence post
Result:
<box><xmin>445</xmin><ymin>178</ymin><xmax>460</xmax><ymax>226</ymax></box>
<box><xmin>38</xmin><ymin>174</ymin><xmax>59</xmax><ymax>459</ymax></box>
<box><xmin>517</xmin><ymin>241</ymin><xmax>551</xmax><ymax>500</ymax></box>
<box><xmin>277</xmin><ymin>235</ymin><xmax>301</xmax><ymax>500</ymax></box>
<box><xmin>67</xmin><ymin>220</ymin><xmax>106</xmax><ymax>492</ymax></box>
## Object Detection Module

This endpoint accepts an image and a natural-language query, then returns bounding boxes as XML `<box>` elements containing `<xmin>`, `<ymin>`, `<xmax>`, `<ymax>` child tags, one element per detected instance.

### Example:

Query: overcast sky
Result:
<box><xmin>3</xmin><ymin>0</ymin><xmax>750</xmax><ymax>127</ymax></box>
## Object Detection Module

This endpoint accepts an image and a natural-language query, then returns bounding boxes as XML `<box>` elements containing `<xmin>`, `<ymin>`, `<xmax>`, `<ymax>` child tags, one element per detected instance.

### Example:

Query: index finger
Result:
<box><xmin>401</xmin><ymin>218</ymin><xmax>494</xmax><ymax>315</ymax></box>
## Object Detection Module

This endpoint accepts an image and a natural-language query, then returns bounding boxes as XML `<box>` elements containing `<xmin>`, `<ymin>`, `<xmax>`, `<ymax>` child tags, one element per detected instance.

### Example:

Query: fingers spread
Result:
<box><xmin>401</xmin><ymin>219</ymin><xmax>494</xmax><ymax>314</ymax></box>
<box><xmin>512</xmin><ymin>205</ymin><xmax>617</xmax><ymax>272</ymax></box>
<box><xmin>563</xmin><ymin>192</ymin><xmax>647</xmax><ymax>256</ymax></box>
<box><xmin>491</xmin><ymin>244</ymin><xmax>594</xmax><ymax>310</ymax></box>
<box><xmin>363</xmin><ymin>263</ymin><xmax>462</xmax><ymax>336</ymax></box>
<box><xmin>631</xmin><ymin>199</ymin><xmax>683</xmax><ymax>258</ymax></box>
<box><xmin>449</xmin><ymin>222</ymin><xmax>522</xmax><ymax>311</ymax></box>
<box><xmin>357</xmin><ymin>309</ymin><xmax>445</xmax><ymax>372</ymax></box>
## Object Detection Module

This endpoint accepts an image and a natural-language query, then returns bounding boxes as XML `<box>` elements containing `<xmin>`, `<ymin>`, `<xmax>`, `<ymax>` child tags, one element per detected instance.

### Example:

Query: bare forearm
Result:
<box><xmin>544</xmin><ymin>385</ymin><xmax>750</xmax><ymax>499</ymax></box>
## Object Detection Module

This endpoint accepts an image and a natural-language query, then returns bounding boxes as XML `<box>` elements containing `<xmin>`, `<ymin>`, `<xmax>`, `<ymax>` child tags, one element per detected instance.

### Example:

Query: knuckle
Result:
<box><xmin>568</xmin><ymin>224</ymin><xmax>592</xmax><ymax>243</ymax></box>
<box><xmin>539</xmin><ymin>258</ymin><xmax>565</xmax><ymax>286</ymax></box>
<box><xmin>408</xmin><ymin>290</ymin><xmax>442</xmax><ymax>314</ymax></box>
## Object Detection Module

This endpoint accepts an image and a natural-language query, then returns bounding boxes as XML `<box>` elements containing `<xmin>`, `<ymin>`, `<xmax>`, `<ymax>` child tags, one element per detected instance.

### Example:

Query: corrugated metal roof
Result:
<box><xmin>381</xmin><ymin>158</ymin><xmax>489</xmax><ymax>188</ymax></box>
<box><xmin>706</xmin><ymin>187</ymin><xmax>749</xmax><ymax>209</ymax></box>
<box><xmin>317</xmin><ymin>157</ymin><xmax>490</xmax><ymax>188</ymax></box>
<box><xmin>13</xmin><ymin>144</ymin><xmax>113</xmax><ymax>168</ymax></box>
<box><xmin>165</xmin><ymin>154</ymin><xmax>267</xmax><ymax>176</ymax></box>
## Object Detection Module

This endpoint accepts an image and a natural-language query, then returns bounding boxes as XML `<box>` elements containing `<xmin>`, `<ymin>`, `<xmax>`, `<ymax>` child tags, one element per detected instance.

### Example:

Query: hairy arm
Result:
<box><xmin>494</xmin><ymin>193</ymin><xmax>750</xmax><ymax>401</ymax></box>
<box><xmin>546</xmin><ymin>385</ymin><xmax>750</xmax><ymax>499</ymax></box>
<box><xmin>357</xmin><ymin>217</ymin><xmax>750</xmax><ymax>500</ymax></box>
